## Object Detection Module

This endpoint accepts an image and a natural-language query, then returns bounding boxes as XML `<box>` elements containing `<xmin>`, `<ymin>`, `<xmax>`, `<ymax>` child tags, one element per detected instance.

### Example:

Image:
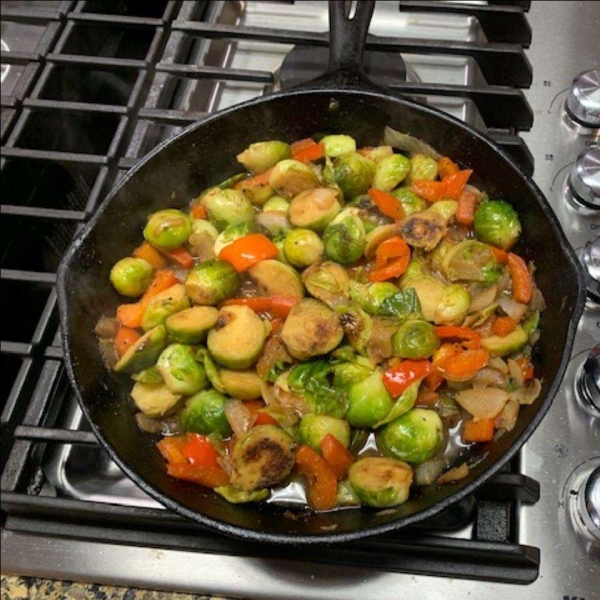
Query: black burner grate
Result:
<box><xmin>1</xmin><ymin>0</ymin><xmax>540</xmax><ymax>585</ymax></box>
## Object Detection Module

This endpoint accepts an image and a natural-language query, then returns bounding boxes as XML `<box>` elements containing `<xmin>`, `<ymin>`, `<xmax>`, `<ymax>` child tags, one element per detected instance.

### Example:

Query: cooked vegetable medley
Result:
<box><xmin>99</xmin><ymin>129</ymin><xmax>544</xmax><ymax>511</ymax></box>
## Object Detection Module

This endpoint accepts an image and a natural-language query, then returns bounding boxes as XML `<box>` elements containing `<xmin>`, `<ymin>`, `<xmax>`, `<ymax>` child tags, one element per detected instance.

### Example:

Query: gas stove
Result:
<box><xmin>1</xmin><ymin>1</ymin><xmax>599</xmax><ymax>599</ymax></box>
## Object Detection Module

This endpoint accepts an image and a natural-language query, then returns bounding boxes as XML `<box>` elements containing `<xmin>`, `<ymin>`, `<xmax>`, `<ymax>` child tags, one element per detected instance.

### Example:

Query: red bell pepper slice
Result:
<box><xmin>369</xmin><ymin>235</ymin><xmax>411</xmax><ymax>282</ymax></box>
<box><xmin>412</xmin><ymin>169</ymin><xmax>472</xmax><ymax>201</ymax></box>
<box><xmin>434</xmin><ymin>325</ymin><xmax>481</xmax><ymax>349</ymax></box>
<box><xmin>218</xmin><ymin>233</ymin><xmax>279</xmax><ymax>272</ymax></box>
<box><xmin>294</xmin><ymin>142</ymin><xmax>324</xmax><ymax>163</ymax></box>
<box><xmin>368</xmin><ymin>188</ymin><xmax>405</xmax><ymax>222</ymax></box>
<box><xmin>382</xmin><ymin>359</ymin><xmax>432</xmax><ymax>397</ymax></box>
<box><xmin>320</xmin><ymin>434</ymin><xmax>354</xmax><ymax>481</ymax></box>
<box><xmin>507</xmin><ymin>252</ymin><xmax>532</xmax><ymax>304</ymax></box>
<box><xmin>295</xmin><ymin>445</ymin><xmax>337</xmax><ymax>511</ymax></box>
<box><xmin>221</xmin><ymin>295</ymin><xmax>299</xmax><ymax>318</ymax></box>
<box><xmin>162</xmin><ymin>246</ymin><xmax>194</xmax><ymax>269</ymax></box>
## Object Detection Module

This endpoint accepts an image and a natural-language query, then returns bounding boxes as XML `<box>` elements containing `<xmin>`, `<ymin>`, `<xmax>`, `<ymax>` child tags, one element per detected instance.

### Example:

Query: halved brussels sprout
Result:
<box><xmin>130</xmin><ymin>381</ymin><xmax>181</xmax><ymax>418</ymax></box>
<box><xmin>131</xmin><ymin>366</ymin><xmax>163</xmax><ymax>384</ymax></box>
<box><xmin>283</xmin><ymin>229</ymin><xmax>324</xmax><ymax>268</ymax></box>
<box><xmin>235</xmin><ymin>180</ymin><xmax>274</xmax><ymax>206</ymax></box>
<box><xmin>346</xmin><ymin>370</ymin><xmax>393</xmax><ymax>428</ymax></box>
<box><xmin>236</xmin><ymin>140</ymin><xmax>291</xmax><ymax>174</ymax></box>
<box><xmin>165</xmin><ymin>306</ymin><xmax>219</xmax><ymax>344</ymax></box>
<box><xmin>207</xmin><ymin>305</ymin><xmax>267</xmax><ymax>369</ymax></box>
<box><xmin>231</xmin><ymin>425</ymin><xmax>296</xmax><ymax>491</ymax></box>
<box><xmin>442</xmin><ymin>240</ymin><xmax>500</xmax><ymax>282</ymax></box>
<box><xmin>338</xmin><ymin>304</ymin><xmax>373</xmax><ymax>356</ymax></box>
<box><xmin>299</xmin><ymin>413</ymin><xmax>350</xmax><ymax>451</ymax></box>
<box><xmin>321</xmin><ymin>134</ymin><xmax>356</xmax><ymax>157</ymax></box>
<box><xmin>220</xmin><ymin>369</ymin><xmax>263</xmax><ymax>400</ymax></box>
<box><xmin>481</xmin><ymin>326</ymin><xmax>528</xmax><ymax>357</ymax></box>
<box><xmin>215</xmin><ymin>484</ymin><xmax>270</xmax><ymax>503</ymax></box>
<box><xmin>391</xmin><ymin>320</ymin><xmax>439</xmax><ymax>359</ymax></box>
<box><xmin>214</xmin><ymin>222</ymin><xmax>263</xmax><ymax>256</ymax></box>
<box><xmin>393</xmin><ymin>187</ymin><xmax>426</xmax><ymax>216</ymax></box>
<box><xmin>359</xmin><ymin>145</ymin><xmax>393</xmax><ymax>162</ymax></box>
<box><xmin>473</xmin><ymin>200</ymin><xmax>521</xmax><ymax>251</ymax></box>
<box><xmin>406</xmin><ymin>153</ymin><xmax>438</xmax><ymax>183</ymax></box>
<box><xmin>521</xmin><ymin>310</ymin><xmax>540</xmax><ymax>337</ymax></box>
<box><xmin>332</xmin><ymin>357</ymin><xmax>373</xmax><ymax>390</ymax></box>
<box><xmin>143</xmin><ymin>209</ymin><xmax>192</xmax><ymax>250</ymax></box>
<box><xmin>141</xmin><ymin>284</ymin><xmax>190</xmax><ymax>331</ymax></box>
<box><xmin>323</xmin><ymin>213</ymin><xmax>366</xmax><ymax>265</ymax></box>
<box><xmin>189</xmin><ymin>218</ymin><xmax>219</xmax><ymax>260</ymax></box>
<box><xmin>268</xmin><ymin>159</ymin><xmax>319</xmax><ymax>198</ymax></box>
<box><xmin>156</xmin><ymin>343</ymin><xmax>208</xmax><ymax>395</ymax></box>
<box><xmin>376</xmin><ymin>379</ymin><xmax>420</xmax><ymax>426</ymax></box>
<box><xmin>185</xmin><ymin>260</ymin><xmax>239</xmax><ymax>305</ymax></box>
<box><xmin>336</xmin><ymin>480</ymin><xmax>361</xmax><ymax>506</ymax></box>
<box><xmin>262</xmin><ymin>196</ymin><xmax>290</xmax><ymax>212</ymax></box>
<box><xmin>349</xmin><ymin>281</ymin><xmax>400</xmax><ymax>315</ymax></box>
<box><xmin>376</xmin><ymin>408</ymin><xmax>443</xmax><ymax>465</ymax></box>
<box><xmin>114</xmin><ymin>325</ymin><xmax>167</xmax><ymax>374</ymax></box>
<box><xmin>286</xmin><ymin>361</ymin><xmax>345</xmax><ymax>417</ymax></box>
<box><xmin>400</xmin><ymin>275</ymin><xmax>446</xmax><ymax>322</ymax></box>
<box><xmin>332</xmin><ymin>152</ymin><xmax>375</xmax><ymax>199</ymax></box>
<box><xmin>247</xmin><ymin>259</ymin><xmax>304</xmax><ymax>298</ymax></box>
<box><xmin>373</xmin><ymin>153</ymin><xmax>411</xmax><ymax>192</ymax></box>
<box><xmin>281</xmin><ymin>298</ymin><xmax>344</xmax><ymax>360</ymax></box>
<box><xmin>180</xmin><ymin>389</ymin><xmax>232</xmax><ymax>436</ymax></box>
<box><xmin>434</xmin><ymin>284</ymin><xmax>471</xmax><ymax>325</ymax></box>
<box><xmin>348</xmin><ymin>457</ymin><xmax>413</xmax><ymax>508</ymax></box>
<box><xmin>110</xmin><ymin>257</ymin><xmax>153</xmax><ymax>298</ymax></box>
<box><xmin>429</xmin><ymin>200</ymin><xmax>458</xmax><ymax>222</ymax></box>
<box><xmin>302</xmin><ymin>261</ymin><xmax>350</xmax><ymax>307</ymax></box>
<box><xmin>288</xmin><ymin>187</ymin><xmax>341</xmax><ymax>231</ymax></box>
<box><xmin>400</xmin><ymin>209</ymin><xmax>447</xmax><ymax>251</ymax></box>
<box><xmin>377</xmin><ymin>288</ymin><xmax>422</xmax><ymax>320</ymax></box>
<box><xmin>200</xmin><ymin>188</ymin><xmax>254</xmax><ymax>231</ymax></box>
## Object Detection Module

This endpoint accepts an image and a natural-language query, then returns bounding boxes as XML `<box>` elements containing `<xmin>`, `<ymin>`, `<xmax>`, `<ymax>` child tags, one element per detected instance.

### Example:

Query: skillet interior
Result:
<box><xmin>58</xmin><ymin>88</ymin><xmax>585</xmax><ymax>543</ymax></box>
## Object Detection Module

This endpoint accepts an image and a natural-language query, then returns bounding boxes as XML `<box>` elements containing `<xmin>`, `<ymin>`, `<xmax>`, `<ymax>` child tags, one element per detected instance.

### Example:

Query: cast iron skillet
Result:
<box><xmin>57</xmin><ymin>1</ymin><xmax>586</xmax><ymax>544</ymax></box>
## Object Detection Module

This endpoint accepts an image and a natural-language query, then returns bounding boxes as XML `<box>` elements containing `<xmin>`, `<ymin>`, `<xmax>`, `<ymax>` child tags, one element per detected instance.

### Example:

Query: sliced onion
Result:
<box><xmin>468</xmin><ymin>284</ymin><xmax>498</xmax><ymax>314</ymax></box>
<box><xmin>255</xmin><ymin>210</ymin><xmax>290</xmax><ymax>233</ymax></box>
<box><xmin>509</xmin><ymin>378</ymin><xmax>542</xmax><ymax>405</ymax></box>
<box><xmin>98</xmin><ymin>338</ymin><xmax>118</xmax><ymax>369</ymax></box>
<box><xmin>414</xmin><ymin>458</ymin><xmax>446</xmax><ymax>485</ymax></box>
<box><xmin>471</xmin><ymin>367</ymin><xmax>506</xmax><ymax>389</ymax></box>
<box><xmin>364</xmin><ymin>224</ymin><xmax>397</xmax><ymax>258</ymax></box>
<box><xmin>488</xmin><ymin>356</ymin><xmax>509</xmax><ymax>374</ymax></box>
<box><xmin>95</xmin><ymin>316</ymin><xmax>120</xmax><ymax>339</ymax></box>
<box><xmin>135</xmin><ymin>412</ymin><xmax>163</xmax><ymax>434</ymax></box>
<box><xmin>383</xmin><ymin>126</ymin><xmax>442</xmax><ymax>160</ymax></box>
<box><xmin>494</xmin><ymin>399</ymin><xmax>520</xmax><ymax>432</ymax></box>
<box><xmin>225</xmin><ymin>399</ymin><xmax>255</xmax><ymax>437</ymax></box>
<box><xmin>455</xmin><ymin>388</ymin><xmax>509</xmax><ymax>420</ymax></box>
<box><xmin>507</xmin><ymin>358</ymin><xmax>524</xmax><ymax>388</ymax></box>
<box><xmin>498</xmin><ymin>295</ymin><xmax>528</xmax><ymax>322</ymax></box>
<box><xmin>160</xmin><ymin>414</ymin><xmax>183</xmax><ymax>436</ymax></box>
<box><xmin>437</xmin><ymin>463</ymin><xmax>469</xmax><ymax>485</ymax></box>
<box><xmin>529</xmin><ymin>286</ymin><xmax>547</xmax><ymax>312</ymax></box>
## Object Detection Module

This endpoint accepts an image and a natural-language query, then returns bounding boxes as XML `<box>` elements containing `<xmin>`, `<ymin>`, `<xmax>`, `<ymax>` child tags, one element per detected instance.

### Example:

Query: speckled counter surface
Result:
<box><xmin>1</xmin><ymin>576</ymin><xmax>239</xmax><ymax>600</ymax></box>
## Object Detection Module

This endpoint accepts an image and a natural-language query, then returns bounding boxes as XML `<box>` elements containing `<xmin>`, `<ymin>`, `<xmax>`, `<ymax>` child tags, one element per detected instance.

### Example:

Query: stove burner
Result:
<box><xmin>1</xmin><ymin>39</ymin><xmax>9</xmax><ymax>84</ymax></box>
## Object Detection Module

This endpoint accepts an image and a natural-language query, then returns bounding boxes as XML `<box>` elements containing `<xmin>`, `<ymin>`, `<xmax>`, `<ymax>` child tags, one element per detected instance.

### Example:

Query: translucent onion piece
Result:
<box><xmin>383</xmin><ymin>126</ymin><xmax>442</xmax><ymax>160</ymax></box>
<box><xmin>455</xmin><ymin>387</ymin><xmax>509</xmax><ymax>420</ymax></box>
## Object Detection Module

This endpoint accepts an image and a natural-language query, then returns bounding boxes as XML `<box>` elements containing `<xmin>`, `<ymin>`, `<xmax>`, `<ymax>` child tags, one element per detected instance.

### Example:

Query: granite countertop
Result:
<box><xmin>1</xmin><ymin>576</ymin><xmax>238</xmax><ymax>600</ymax></box>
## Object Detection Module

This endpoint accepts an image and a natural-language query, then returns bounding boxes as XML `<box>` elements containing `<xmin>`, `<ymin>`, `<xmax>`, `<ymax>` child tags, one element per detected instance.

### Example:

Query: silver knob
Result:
<box><xmin>581</xmin><ymin>238</ymin><xmax>600</xmax><ymax>303</ymax></box>
<box><xmin>568</xmin><ymin>147</ymin><xmax>600</xmax><ymax>210</ymax></box>
<box><xmin>565</xmin><ymin>70</ymin><xmax>600</xmax><ymax>128</ymax></box>
<box><xmin>577</xmin><ymin>345</ymin><xmax>600</xmax><ymax>417</ymax></box>
<box><xmin>576</xmin><ymin>467</ymin><xmax>600</xmax><ymax>544</ymax></box>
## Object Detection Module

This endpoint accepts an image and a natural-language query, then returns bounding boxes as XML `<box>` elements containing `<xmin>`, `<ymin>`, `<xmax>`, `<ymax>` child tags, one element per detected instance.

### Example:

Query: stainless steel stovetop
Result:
<box><xmin>2</xmin><ymin>2</ymin><xmax>599</xmax><ymax>599</ymax></box>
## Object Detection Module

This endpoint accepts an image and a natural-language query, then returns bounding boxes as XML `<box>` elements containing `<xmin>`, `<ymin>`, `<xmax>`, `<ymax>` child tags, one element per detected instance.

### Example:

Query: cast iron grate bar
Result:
<box><xmin>488</xmin><ymin>0</ymin><xmax>531</xmax><ymax>8</ymax></box>
<box><xmin>66</xmin><ymin>13</ymin><xmax>165</xmax><ymax>27</ymax></box>
<box><xmin>0</xmin><ymin>270</ymin><xmax>57</xmax><ymax>285</ymax></box>
<box><xmin>155</xmin><ymin>63</ymin><xmax>274</xmax><ymax>83</ymax></box>
<box><xmin>137</xmin><ymin>107</ymin><xmax>208</xmax><ymax>125</ymax></box>
<box><xmin>170</xmin><ymin>21</ymin><xmax>533</xmax><ymax>86</ymax></box>
<box><xmin>23</xmin><ymin>98</ymin><xmax>128</xmax><ymax>115</ymax></box>
<box><xmin>397</xmin><ymin>1</ymin><xmax>532</xmax><ymax>46</ymax></box>
<box><xmin>0</xmin><ymin>7</ymin><xmax>64</xmax><ymax>22</ymax></box>
<box><xmin>14</xmin><ymin>426</ymin><xmax>97</xmax><ymax>445</ymax></box>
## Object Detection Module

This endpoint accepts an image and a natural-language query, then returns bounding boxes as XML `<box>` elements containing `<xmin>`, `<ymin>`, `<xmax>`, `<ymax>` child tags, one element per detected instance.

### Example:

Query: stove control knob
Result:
<box><xmin>565</xmin><ymin>69</ymin><xmax>600</xmax><ymax>128</ymax></box>
<box><xmin>577</xmin><ymin>346</ymin><xmax>600</xmax><ymax>417</ymax></box>
<box><xmin>581</xmin><ymin>238</ymin><xmax>600</xmax><ymax>303</ymax></box>
<box><xmin>573</xmin><ymin>466</ymin><xmax>600</xmax><ymax>544</ymax></box>
<box><xmin>567</xmin><ymin>147</ymin><xmax>600</xmax><ymax>210</ymax></box>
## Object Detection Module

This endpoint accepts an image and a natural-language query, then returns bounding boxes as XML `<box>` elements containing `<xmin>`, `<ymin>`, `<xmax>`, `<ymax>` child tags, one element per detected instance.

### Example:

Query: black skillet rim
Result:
<box><xmin>57</xmin><ymin>86</ymin><xmax>587</xmax><ymax>545</ymax></box>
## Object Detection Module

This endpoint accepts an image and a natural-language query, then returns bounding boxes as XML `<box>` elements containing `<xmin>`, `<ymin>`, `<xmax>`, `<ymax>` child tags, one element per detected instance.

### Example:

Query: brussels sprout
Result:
<box><xmin>399</xmin><ymin>258</ymin><xmax>426</xmax><ymax>284</ymax></box>
<box><xmin>393</xmin><ymin>187</ymin><xmax>426</xmax><ymax>216</ymax></box>
<box><xmin>349</xmin><ymin>281</ymin><xmax>400</xmax><ymax>315</ymax></box>
<box><xmin>130</xmin><ymin>381</ymin><xmax>181</xmax><ymax>418</ymax></box>
<box><xmin>281</xmin><ymin>299</ymin><xmax>343</xmax><ymax>360</ymax></box>
<box><xmin>323</xmin><ymin>214</ymin><xmax>366</xmax><ymax>265</ymax></box>
<box><xmin>321</xmin><ymin>134</ymin><xmax>356</xmax><ymax>157</ymax></box>
<box><xmin>377</xmin><ymin>379</ymin><xmax>421</xmax><ymax>426</ymax></box>
<box><xmin>235</xmin><ymin>179</ymin><xmax>274</xmax><ymax>206</ymax></box>
<box><xmin>332</xmin><ymin>152</ymin><xmax>375</xmax><ymax>199</ymax></box>
<box><xmin>401</xmin><ymin>275</ymin><xmax>446</xmax><ymax>322</ymax></box>
<box><xmin>378</xmin><ymin>288</ymin><xmax>422</xmax><ymax>320</ymax></box>
<box><xmin>142</xmin><ymin>284</ymin><xmax>190</xmax><ymax>331</ymax></box>
<box><xmin>434</xmin><ymin>284</ymin><xmax>471</xmax><ymax>325</ymax></box>
<box><xmin>208</xmin><ymin>305</ymin><xmax>267</xmax><ymax>369</ymax></box>
<box><xmin>131</xmin><ymin>366</ymin><xmax>163</xmax><ymax>384</ymax></box>
<box><xmin>185</xmin><ymin>260</ymin><xmax>239</xmax><ymax>305</ymax></box>
<box><xmin>400</xmin><ymin>209</ymin><xmax>447</xmax><ymax>251</ymax></box>
<box><xmin>180</xmin><ymin>389</ymin><xmax>231</xmax><ymax>436</ymax></box>
<box><xmin>214</xmin><ymin>222</ymin><xmax>263</xmax><ymax>256</ymax></box>
<box><xmin>220</xmin><ymin>369</ymin><xmax>263</xmax><ymax>400</ymax></box>
<box><xmin>231</xmin><ymin>425</ymin><xmax>296</xmax><ymax>491</ymax></box>
<box><xmin>338</xmin><ymin>304</ymin><xmax>373</xmax><ymax>356</ymax></box>
<box><xmin>473</xmin><ymin>200</ymin><xmax>521</xmax><ymax>251</ymax></box>
<box><xmin>481</xmin><ymin>326</ymin><xmax>528</xmax><ymax>357</ymax></box>
<box><xmin>346</xmin><ymin>370</ymin><xmax>393</xmax><ymax>428</ymax></box>
<box><xmin>114</xmin><ymin>325</ymin><xmax>167</xmax><ymax>374</ymax></box>
<box><xmin>336</xmin><ymin>480</ymin><xmax>361</xmax><ymax>506</ymax></box>
<box><xmin>110</xmin><ymin>257</ymin><xmax>153</xmax><ymax>298</ymax></box>
<box><xmin>248</xmin><ymin>259</ymin><xmax>304</xmax><ymax>298</ymax></box>
<box><xmin>406</xmin><ymin>153</ymin><xmax>438</xmax><ymax>183</ymax></box>
<box><xmin>442</xmin><ymin>240</ymin><xmax>500</xmax><ymax>283</ymax></box>
<box><xmin>288</xmin><ymin>187</ymin><xmax>342</xmax><ymax>231</ymax></box>
<box><xmin>377</xmin><ymin>408</ymin><xmax>443</xmax><ymax>465</ymax></box>
<box><xmin>200</xmin><ymin>188</ymin><xmax>254</xmax><ymax>231</ymax></box>
<box><xmin>302</xmin><ymin>261</ymin><xmax>350</xmax><ymax>307</ymax></box>
<box><xmin>236</xmin><ymin>140</ymin><xmax>291</xmax><ymax>174</ymax></box>
<box><xmin>429</xmin><ymin>200</ymin><xmax>458</xmax><ymax>222</ymax></box>
<box><xmin>521</xmin><ymin>310</ymin><xmax>540</xmax><ymax>337</ymax></box>
<box><xmin>268</xmin><ymin>159</ymin><xmax>319</xmax><ymax>198</ymax></box>
<box><xmin>299</xmin><ymin>414</ymin><xmax>350</xmax><ymax>451</ymax></box>
<box><xmin>189</xmin><ymin>218</ymin><xmax>219</xmax><ymax>260</ymax></box>
<box><xmin>391</xmin><ymin>320</ymin><xmax>439</xmax><ymax>359</ymax></box>
<box><xmin>156</xmin><ymin>343</ymin><xmax>208</xmax><ymax>395</ymax></box>
<box><xmin>373</xmin><ymin>153</ymin><xmax>411</xmax><ymax>192</ymax></box>
<box><xmin>262</xmin><ymin>196</ymin><xmax>290</xmax><ymax>212</ymax></box>
<box><xmin>165</xmin><ymin>306</ymin><xmax>219</xmax><ymax>344</ymax></box>
<box><xmin>283</xmin><ymin>229</ymin><xmax>324</xmax><ymax>267</ymax></box>
<box><xmin>201</xmin><ymin>350</ymin><xmax>226</xmax><ymax>393</ymax></box>
<box><xmin>143</xmin><ymin>209</ymin><xmax>192</xmax><ymax>250</ymax></box>
<box><xmin>332</xmin><ymin>358</ymin><xmax>373</xmax><ymax>390</ymax></box>
<box><xmin>359</xmin><ymin>145</ymin><xmax>393</xmax><ymax>163</ymax></box>
<box><xmin>215</xmin><ymin>484</ymin><xmax>270</xmax><ymax>503</ymax></box>
<box><xmin>348</xmin><ymin>457</ymin><xmax>413</xmax><ymax>508</ymax></box>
